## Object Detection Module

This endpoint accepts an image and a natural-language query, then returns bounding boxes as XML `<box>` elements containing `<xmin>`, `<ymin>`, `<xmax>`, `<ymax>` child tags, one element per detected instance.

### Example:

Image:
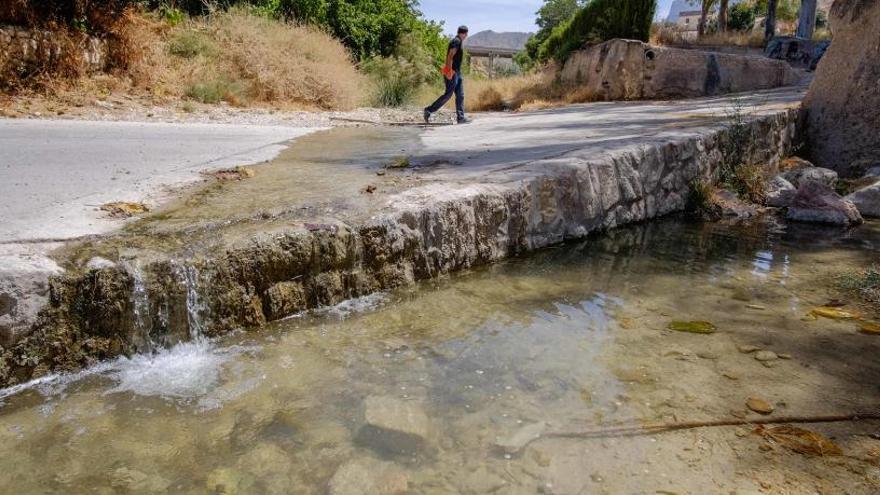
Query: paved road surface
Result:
<box><xmin>0</xmin><ymin>120</ymin><xmax>318</xmax><ymax>243</ymax></box>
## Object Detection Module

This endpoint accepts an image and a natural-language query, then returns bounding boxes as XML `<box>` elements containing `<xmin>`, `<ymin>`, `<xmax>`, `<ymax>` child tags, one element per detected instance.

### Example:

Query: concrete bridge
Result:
<box><xmin>465</xmin><ymin>45</ymin><xmax>521</xmax><ymax>77</ymax></box>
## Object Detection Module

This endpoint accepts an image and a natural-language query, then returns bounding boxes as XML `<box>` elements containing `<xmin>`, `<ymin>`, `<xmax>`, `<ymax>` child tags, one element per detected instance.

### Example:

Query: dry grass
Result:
<box><xmin>417</xmin><ymin>68</ymin><xmax>598</xmax><ymax>114</ymax></box>
<box><xmin>161</xmin><ymin>9</ymin><xmax>365</xmax><ymax>109</ymax></box>
<box><xmin>3</xmin><ymin>8</ymin><xmax>366</xmax><ymax>111</ymax></box>
<box><xmin>651</xmin><ymin>22</ymin><xmax>766</xmax><ymax>49</ymax></box>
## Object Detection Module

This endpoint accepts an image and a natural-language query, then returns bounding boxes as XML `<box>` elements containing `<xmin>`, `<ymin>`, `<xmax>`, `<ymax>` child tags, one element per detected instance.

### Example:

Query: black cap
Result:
<box><xmin>458</xmin><ymin>25</ymin><xmax>469</xmax><ymax>34</ymax></box>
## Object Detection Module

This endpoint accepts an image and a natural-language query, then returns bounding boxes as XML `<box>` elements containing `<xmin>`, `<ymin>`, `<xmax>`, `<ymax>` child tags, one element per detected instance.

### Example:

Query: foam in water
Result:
<box><xmin>105</xmin><ymin>340</ymin><xmax>225</xmax><ymax>400</ymax></box>
<box><xmin>321</xmin><ymin>292</ymin><xmax>388</xmax><ymax>319</ymax></box>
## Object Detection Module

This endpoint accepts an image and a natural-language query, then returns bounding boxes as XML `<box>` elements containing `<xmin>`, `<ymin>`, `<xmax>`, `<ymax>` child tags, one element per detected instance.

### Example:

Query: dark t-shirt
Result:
<box><xmin>449</xmin><ymin>37</ymin><xmax>464</xmax><ymax>72</ymax></box>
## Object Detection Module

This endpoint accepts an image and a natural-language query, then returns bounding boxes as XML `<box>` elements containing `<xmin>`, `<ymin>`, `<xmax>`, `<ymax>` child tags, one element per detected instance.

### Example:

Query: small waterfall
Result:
<box><xmin>122</xmin><ymin>259</ymin><xmax>154</xmax><ymax>353</ymax></box>
<box><xmin>180</xmin><ymin>262</ymin><xmax>208</xmax><ymax>341</ymax></box>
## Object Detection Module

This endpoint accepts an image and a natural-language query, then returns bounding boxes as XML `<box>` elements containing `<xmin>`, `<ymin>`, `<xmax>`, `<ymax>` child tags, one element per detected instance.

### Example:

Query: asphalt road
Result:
<box><xmin>0</xmin><ymin>119</ymin><xmax>318</xmax><ymax>243</ymax></box>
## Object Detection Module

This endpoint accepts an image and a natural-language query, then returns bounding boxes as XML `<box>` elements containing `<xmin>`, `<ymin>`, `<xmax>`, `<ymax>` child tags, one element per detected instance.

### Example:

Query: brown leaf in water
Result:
<box><xmin>809</xmin><ymin>307</ymin><xmax>857</xmax><ymax>320</ymax></box>
<box><xmin>859</xmin><ymin>322</ymin><xmax>880</xmax><ymax>335</ymax></box>
<box><xmin>754</xmin><ymin>425</ymin><xmax>843</xmax><ymax>456</ymax></box>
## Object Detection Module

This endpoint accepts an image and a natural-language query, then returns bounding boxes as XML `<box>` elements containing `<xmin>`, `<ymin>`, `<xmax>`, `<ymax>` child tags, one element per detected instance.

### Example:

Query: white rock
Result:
<box><xmin>845</xmin><ymin>179</ymin><xmax>880</xmax><ymax>218</ymax></box>
<box><xmin>86</xmin><ymin>256</ymin><xmax>117</xmax><ymax>271</ymax></box>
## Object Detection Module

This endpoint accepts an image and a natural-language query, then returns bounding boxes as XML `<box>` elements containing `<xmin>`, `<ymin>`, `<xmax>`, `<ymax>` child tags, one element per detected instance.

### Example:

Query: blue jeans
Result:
<box><xmin>426</xmin><ymin>73</ymin><xmax>465</xmax><ymax>121</ymax></box>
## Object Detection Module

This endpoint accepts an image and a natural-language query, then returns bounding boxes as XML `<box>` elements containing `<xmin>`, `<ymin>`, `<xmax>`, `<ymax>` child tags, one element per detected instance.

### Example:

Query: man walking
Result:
<box><xmin>424</xmin><ymin>25</ymin><xmax>471</xmax><ymax>125</ymax></box>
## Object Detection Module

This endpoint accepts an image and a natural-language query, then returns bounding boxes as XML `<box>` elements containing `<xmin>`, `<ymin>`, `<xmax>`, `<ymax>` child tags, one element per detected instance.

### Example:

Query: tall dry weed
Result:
<box><xmin>164</xmin><ymin>9</ymin><xmax>365</xmax><ymax>109</ymax></box>
<box><xmin>459</xmin><ymin>68</ymin><xmax>597</xmax><ymax>113</ymax></box>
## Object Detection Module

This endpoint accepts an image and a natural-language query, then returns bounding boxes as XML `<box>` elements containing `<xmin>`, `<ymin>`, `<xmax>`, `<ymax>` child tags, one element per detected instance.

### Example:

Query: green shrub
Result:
<box><xmin>362</xmin><ymin>56</ymin><xmax>419</xmax><ymax>107</ymax></box>
<box><xmin>538</xmin><ymin>0</ymin><xmax>657</xmax><ymax>63</ymax></box>
<box><xmin>168</xmin><ymin>31</ymin><xmax>214</xmax><ymax>58</ymax></box>
<box><xmin>728</xmin><ymin>2</ymin><xmax>756</xmax><ymax>31</ymax></box>
<box><xmin>186</xmin><ymin>78</ymin><xmax>244</xmax><ymax>104</ymax></box>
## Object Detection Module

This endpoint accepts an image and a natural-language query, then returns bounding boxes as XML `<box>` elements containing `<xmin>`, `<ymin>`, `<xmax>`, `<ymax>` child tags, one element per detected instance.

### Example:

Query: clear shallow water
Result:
<box><xmin>3</xmin><ymin>218</ymin><xmax>880</xmax><ymax>494</ymax></box>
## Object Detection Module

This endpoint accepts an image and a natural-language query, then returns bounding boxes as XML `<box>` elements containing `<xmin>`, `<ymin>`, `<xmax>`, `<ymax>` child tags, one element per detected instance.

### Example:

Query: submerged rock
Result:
<box><xmin>845</xmin><ymin>180</ymin><xmax>880</xmax><ymax>218</ymax></box>
<box><xmin>746</xmin><ymin>397</ymin><xmax>775</xmax><ymax>415</ymax></box>
<box><xmin>329</xmin><ymin>458</ymin><xmax>408</xmax><ymax>495</ymax></box>
<box><xmin>754</xmin><ymin>350</ymin><xmax>779</xmax><ymax>362</ymax></box>
<box><xmin>358</xmin><ymin>395</ymin><xmax>430</xmax><ymax>455</ymax></box>
<box><xmin>492</xmin><ymin>421</ymin><xmax>547</xmax><ymax>455</ymax></box>
<box><xmin>786</xmin><ymin>181</ymin><xmax>863</xmax><ymax>226</ymax></box>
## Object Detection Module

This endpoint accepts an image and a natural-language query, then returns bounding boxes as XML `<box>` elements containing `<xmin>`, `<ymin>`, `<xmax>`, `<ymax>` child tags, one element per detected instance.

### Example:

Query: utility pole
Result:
<box><xmin>796</xmin><ymin>0</ymin><xmax>818</xmax><ymax>39</ymax></box>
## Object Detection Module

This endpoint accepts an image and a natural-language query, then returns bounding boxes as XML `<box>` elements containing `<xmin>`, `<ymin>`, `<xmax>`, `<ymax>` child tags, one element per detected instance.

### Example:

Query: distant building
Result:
<box><xmin>667</xmin><ymin>0</ymin><xmax>747</xmax><ymax>23</ymax></box>
<box><xmin>677</xmin><ymin>10</ymin><xmax>706</xmax><ymax>39</ymax></box>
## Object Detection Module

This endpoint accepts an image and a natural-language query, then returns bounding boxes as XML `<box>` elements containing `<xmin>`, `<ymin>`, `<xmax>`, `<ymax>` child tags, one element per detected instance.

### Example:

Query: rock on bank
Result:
<box><xmin>803</xmin><ymin>0</ymin><xmax>880</xmax><ymax>175</ymax></box>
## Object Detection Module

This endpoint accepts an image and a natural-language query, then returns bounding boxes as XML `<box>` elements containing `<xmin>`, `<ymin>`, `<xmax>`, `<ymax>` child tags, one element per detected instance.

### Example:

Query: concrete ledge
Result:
<box><xmin>561</xmin><ymin>39</ymin><xmax>801</xmax><ymax>100</ymax></box>
<box><xmin>0</xmin><ymin>107</ymin><xmax>800</xmax><ymax>387</ymax></box>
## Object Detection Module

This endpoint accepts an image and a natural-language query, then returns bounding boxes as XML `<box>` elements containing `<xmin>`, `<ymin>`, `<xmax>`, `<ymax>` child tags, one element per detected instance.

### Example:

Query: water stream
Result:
<box><xmin>2</xmin><ymin>218</ymin><xmax>880</xmax><ymax>493</ymax></box>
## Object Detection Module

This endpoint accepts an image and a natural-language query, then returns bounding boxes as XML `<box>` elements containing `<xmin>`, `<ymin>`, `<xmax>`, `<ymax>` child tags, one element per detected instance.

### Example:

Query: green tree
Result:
<box><xmin>727</xmin><ymin>2</ymin><xmax>755</xmax><ymax>31</ymax></box>
<box><xmin>536</xmin><ymin>0</ymin><xmax>585</xmax><ymax>31</ymax></box>
<box><xmin>538</xmin><ymin>0</ymin><xmax>656</xmax><ymax>63</ymax></box>
<box><xmin>520</xmin><ymin>0</ymin><xmax>585</xmax><ymax>69</ymax></box>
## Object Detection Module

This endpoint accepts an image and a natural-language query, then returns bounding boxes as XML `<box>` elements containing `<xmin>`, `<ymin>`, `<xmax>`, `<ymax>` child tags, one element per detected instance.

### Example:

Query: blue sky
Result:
<box><xmin>420</xmin><ymin>0</ymin><xmax>676</xmax><ymax>35</ymax></box>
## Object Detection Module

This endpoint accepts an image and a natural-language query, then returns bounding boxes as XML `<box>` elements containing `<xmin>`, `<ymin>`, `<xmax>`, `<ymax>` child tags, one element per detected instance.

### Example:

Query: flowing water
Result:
<box><xmin>3</xmin><ymin>218</ymin><xmax>880</xmax><ymax>494</ymax></box>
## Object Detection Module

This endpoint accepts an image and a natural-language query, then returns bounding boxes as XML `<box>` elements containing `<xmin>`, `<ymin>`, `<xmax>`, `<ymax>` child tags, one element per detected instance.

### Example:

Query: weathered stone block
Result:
<box><xmin>803</xmin><ymin>0</ymin><xmax>880</xmax><ymax>175</ymax></box>
<box><xmin>265</xmin><ymin>281</ymin><xmax>306</xmax><ymax>320</ymax></box>
<box><xmin>561</xmin><ymin>39</ymin><xmax>800</xmax><ymax>100</ymax></box>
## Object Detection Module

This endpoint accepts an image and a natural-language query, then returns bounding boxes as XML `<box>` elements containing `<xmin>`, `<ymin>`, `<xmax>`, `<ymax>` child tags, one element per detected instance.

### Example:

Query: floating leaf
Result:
<box><xmin>859</xmin><ymin>322</ymin><xmax>880</xmax><ymax>335</ymax></box>
<box><xmin>810</xmin><ymin>307</ymin><xmax>857</xmax><ymax>320</ymax></box>
<box><xmin>668</xmin><ymin>321</ymin><xmax>716</xmax><ymax>334</ymax></box>
<box><xmin>755</xmin><ymin>425</ymin><xmax>843</xmax><ymax>456</ymax></box>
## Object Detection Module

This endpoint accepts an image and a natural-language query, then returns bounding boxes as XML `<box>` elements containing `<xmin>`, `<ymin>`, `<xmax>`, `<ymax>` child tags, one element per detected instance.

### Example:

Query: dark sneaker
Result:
<box><xmin>423</xmin><ymin>109</ymin><xmax>432</xmax><ymax>123</ymax></box>
<box><xmin>457</xmin><ymin>117</ymin><xmax>472</xmax><ymax>125</ymax></box>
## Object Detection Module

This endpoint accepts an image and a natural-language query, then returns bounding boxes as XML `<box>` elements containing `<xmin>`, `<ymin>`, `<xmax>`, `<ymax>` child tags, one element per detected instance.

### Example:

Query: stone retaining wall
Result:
<box><xmin>561</xmin><ymin>39</ymin><xmax>801</xmax><ymax>100</ymax></box>
<box><xmin>0</xmin><ymin>25</ymin><xmax>107</xmax><ymax>78</ymax></box>
<box><xmin>0</xmin><ymin>108</ymin><xmax>800</xmax><ymax>387</ymax></box>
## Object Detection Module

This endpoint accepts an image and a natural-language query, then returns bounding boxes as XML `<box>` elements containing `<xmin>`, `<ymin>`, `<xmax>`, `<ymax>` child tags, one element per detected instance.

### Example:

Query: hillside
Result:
<box><xmin>466</xmin><ymin>30</ymin><xmax>532</xmax><ymax>50</ymax></box>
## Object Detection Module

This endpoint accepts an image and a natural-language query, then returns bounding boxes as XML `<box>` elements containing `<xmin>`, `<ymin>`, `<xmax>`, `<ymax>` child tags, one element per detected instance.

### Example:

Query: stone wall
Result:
<box><xmin>803</xmin><ymin>0</ymin><xmax>880</xmax><ymax>176</ymax></box>
<box><xmin>0</xmin><ymin>25</ymin><xmax>107</xmax><ymax>79</ymax></box>
<box><xmin>560</xmin><ymin>39</ymin><xmax>801</xmax><ymax>100</ymax></box>
<box><xmin>0</xmin><ymin>108</ymin><xmax>800</xmax><ymax>387</ymax></box>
